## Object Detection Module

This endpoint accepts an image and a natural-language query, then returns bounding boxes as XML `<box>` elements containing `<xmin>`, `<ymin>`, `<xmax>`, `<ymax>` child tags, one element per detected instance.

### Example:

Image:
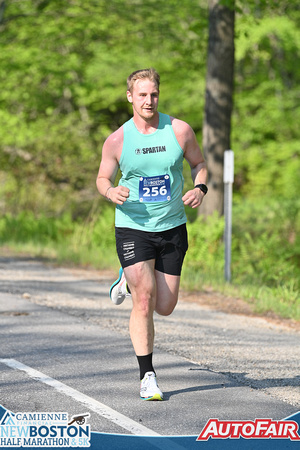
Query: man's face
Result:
<box><xmin>127</xmin><ymin>79</ymin><xmax>159</xmax><ymax>121</ymax></box>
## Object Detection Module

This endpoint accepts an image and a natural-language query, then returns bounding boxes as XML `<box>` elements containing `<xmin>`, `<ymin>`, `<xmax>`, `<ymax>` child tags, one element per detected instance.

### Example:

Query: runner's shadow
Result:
<box><xmin>163</xmin><ymin>381</ymin><xmax>236</xmax><ymax>401</ymax></box>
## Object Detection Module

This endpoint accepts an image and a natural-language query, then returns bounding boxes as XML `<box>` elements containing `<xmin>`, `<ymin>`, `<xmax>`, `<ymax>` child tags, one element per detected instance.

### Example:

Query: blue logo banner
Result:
<box><xmin>1</xmin><ymin>405</ymin><xmax>299</xmax><ymax>450</ymax></box>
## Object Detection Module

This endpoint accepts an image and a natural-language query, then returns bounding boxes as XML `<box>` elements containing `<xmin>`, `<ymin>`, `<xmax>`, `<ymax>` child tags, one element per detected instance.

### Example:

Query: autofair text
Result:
<box><xmin>197</xmin><ymin>419</ymin><xmax>300</xmax><ymax>441</ymax></box>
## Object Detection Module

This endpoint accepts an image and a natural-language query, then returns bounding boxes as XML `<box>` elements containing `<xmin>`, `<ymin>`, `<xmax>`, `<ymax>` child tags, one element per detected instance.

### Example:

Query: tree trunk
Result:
<box><xmin>200</xmin><ymin>0</ymin><xmax>235</xmax><ymax>217</ymax></box>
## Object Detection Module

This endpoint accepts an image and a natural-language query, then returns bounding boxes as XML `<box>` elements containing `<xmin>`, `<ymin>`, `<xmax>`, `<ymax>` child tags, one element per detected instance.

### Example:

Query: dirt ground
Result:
<box><xmin>66</xmin><ymin>262</ymin><xmax>300</xmax><ymax>333</ymax></box>
<box><xmin>179</xmin><ymin>289</ymin><xmax>300</xmax><ymax>332</ymax></box>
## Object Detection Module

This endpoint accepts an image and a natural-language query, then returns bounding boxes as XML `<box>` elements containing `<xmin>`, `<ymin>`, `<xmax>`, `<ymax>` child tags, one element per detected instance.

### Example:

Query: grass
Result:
<box><xmin>180</xmin><ymin>265</ymin><xmax>300</xmax><ymax>321</ymax></box>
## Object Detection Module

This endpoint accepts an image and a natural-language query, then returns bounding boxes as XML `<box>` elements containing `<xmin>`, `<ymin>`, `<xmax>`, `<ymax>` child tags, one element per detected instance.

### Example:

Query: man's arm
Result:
<box><xmin>96</xmin><ymin>127</ymin><xmax>129</xmax><ymax>205</ymax></box>
<box><xmin>172</xmin><ymin>118</ymin><xmax>208</xmax><ymax>209</ymax></box>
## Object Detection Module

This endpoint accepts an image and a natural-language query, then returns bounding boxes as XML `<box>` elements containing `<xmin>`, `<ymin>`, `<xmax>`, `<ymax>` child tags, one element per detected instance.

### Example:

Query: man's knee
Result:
<box><xmin>132</xmin><ymin>291</ymin><xmax>155</xmax><ymax>317</ymax></box>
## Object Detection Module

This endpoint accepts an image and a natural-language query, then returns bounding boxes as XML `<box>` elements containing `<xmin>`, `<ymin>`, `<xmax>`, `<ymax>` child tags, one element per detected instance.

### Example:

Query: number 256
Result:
<box><xmin>143</xmin><ymin>186</ymin><xmax>167</xmax><ymax>196</ymax></box>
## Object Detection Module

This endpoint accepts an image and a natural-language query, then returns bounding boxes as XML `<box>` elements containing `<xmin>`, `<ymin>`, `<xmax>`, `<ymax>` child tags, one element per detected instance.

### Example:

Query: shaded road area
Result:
<box><xmin>0</xmin><ymin>256</ymin><xmax>299</xmax><ymax>436</ymax></box>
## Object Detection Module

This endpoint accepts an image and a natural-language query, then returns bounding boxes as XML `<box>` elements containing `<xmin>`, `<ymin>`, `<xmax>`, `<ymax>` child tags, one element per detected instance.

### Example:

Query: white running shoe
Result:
<box><xmin>109</xmin><ymin>268</ymin><xmax>130</xmax><ymax>305</ymax></box>
<box><xmin>140</xmin><ymin>371</ymin><xmax>163</xmax><ymax>401</ymax></box>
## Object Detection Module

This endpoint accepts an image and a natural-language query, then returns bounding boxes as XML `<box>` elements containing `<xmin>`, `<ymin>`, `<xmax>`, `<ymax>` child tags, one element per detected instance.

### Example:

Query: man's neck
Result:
<box><xmin>133</xmin><ymin>112</ymin><xmax>159</xmax><ymax>134</ymax></box>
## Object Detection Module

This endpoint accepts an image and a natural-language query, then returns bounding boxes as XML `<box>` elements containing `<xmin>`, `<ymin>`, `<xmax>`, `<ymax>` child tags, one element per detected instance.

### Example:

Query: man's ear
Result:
<box><xmin>127</xmin><ymin>90</ymin><xmax>132</xmax><ymax>103</ymax></box>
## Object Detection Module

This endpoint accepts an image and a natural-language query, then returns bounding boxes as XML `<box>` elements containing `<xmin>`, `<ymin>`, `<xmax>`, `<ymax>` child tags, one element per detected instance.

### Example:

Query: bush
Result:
<box><xmin>232</xmin><ymin>197</ymin><xmax>300</xmax><ymax>289</ymax></box>
<box><xmin>0</xmin><ymin>211</ymin><xmax>74</xmax><ymax>244</ymax></box>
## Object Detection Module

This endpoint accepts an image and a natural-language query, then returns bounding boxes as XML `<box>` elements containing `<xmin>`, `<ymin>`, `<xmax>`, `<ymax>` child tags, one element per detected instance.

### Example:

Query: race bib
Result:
<box><xmin>139</xmin><ymin>174</ymin><xmax>171</xmax><ymax>202</ymax></box>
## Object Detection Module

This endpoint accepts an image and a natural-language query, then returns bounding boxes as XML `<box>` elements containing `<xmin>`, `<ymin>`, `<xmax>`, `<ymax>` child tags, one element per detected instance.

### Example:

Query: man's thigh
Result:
<box><xmin>155</xmin><ymin>270</ymin><xmax>181</xmax><ymax>316</ymax></box>
<box><xmin>124</xmin><ymin>259</ymin><xmax>155</xmax><ymax>288</ymax></box>
<box><xmin>123</xmin><ymin>260</ymin><xmax>180</xmax><ymax>316</ymax></box>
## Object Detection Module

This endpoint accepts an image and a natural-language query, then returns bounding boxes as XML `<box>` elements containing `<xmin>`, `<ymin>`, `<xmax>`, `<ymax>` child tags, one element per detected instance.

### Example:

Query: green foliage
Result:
<box><xmin>183</xmin><ymin>198</ymin><xmax>300</xmax><ymax>319</ymax></box>
<box><xmin>1</xmin><ymin>0</ymin><xmax>298</xmax><ymax>214</ymax></box>
<box><xmin>233</xmin><ymin>13</ymin><xmax>300</xmax><ymax>199</ymax></box>
<box><xmin>0</xmin><ymin>0</ymin><xmax>207</xmax><ymax>216</ymax></box>
<box><xmin>71</xmin><ymin>204</ymin><xmax>116</xmax><ymax>253</ymax></box>
<box><xmin>0</xmin><ymin>1</ymin><xmax>299</xmax><ymax>319</ymax></box>
<box><xmin>231</xmin><ymin>198</ymin><xmax>300</xmax><ymax>288</ymax></box>
<box><xmin>0</xmin><ymin>205</ymin><xmax>118</xmax><ymax>268</ymax></box>
<box><xmin>185</xmin><ymin>213</ymin><xmax>225</xmax><ymax>271</ymax></box>
<box><xmin>0</xmin><ymin>211</ymin><xmax>74</xmax><ymax>244</ymax></box>
<box><xmin>230</xmin><ymin>198</ymin><xmax>300</xmax><ymax>319</ymax></box>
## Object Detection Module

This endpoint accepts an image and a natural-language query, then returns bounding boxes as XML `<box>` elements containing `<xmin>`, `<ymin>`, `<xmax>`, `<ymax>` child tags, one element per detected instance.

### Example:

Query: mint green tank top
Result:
<box><xmin>115</xmin><ymin>112</ymin><xmax>187</xmax><ymax>231</ymax></box>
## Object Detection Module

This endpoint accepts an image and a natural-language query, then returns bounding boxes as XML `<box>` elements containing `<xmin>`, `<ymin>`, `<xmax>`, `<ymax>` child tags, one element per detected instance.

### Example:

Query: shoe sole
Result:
<box><xmin>140</xmin><ymin>393</ymin><xmax>163</xmax><ymax>401</ymax></box>
<box><xmin>109</xmin><ymin>267</ymin><xmax>123</xmax><ymax>300</ymax></box>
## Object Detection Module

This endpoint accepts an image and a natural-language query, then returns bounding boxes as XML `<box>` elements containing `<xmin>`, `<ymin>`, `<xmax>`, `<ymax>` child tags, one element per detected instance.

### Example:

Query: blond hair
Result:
<box><xmin>127</xmin><ymin>68</ymin><xmax>160</xmax><ymax>93</ymax></box>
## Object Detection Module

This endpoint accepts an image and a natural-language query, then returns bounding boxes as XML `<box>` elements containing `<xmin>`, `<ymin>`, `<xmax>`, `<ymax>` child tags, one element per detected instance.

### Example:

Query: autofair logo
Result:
<box><xmin>197</xmin><ymin>419</ymin><xmax>300</xmax><ymax>441</ymax></box>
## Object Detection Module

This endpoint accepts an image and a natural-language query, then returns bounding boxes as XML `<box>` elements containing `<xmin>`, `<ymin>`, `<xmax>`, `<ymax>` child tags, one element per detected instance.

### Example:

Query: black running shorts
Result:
<box><xmin>115</xmin><ymin>224</ymin><xmax>188</xmax><ymax>276</ymax></box>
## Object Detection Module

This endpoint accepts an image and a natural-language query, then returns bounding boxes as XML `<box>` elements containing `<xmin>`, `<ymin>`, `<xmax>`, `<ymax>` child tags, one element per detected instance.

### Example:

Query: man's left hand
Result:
<box><xmin>182</xmin><ymin>188</ymin><xmax>204</xmax><ymax>209</ymax></box>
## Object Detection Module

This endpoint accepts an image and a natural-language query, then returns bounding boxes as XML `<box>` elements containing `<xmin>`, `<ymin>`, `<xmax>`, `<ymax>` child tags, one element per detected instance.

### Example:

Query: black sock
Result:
<box><xmin>136</xmin><ymin>353</ymin><xmax>155</xmax><ymax>380</ymax></box>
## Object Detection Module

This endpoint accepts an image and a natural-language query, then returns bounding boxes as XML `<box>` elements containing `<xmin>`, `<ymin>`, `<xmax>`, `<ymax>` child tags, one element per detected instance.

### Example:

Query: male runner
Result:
<box><xmin>96</xmin><ymin>68</ymin><xmax>207</xmax><ymax>400</ymax></box>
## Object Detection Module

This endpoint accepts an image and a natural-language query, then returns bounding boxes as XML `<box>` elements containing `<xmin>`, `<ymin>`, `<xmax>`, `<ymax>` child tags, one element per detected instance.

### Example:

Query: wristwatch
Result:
<box><xmin>194</xmin><ymin>184</ymin><xmax>208</xmax><ymax>195</ymax></box>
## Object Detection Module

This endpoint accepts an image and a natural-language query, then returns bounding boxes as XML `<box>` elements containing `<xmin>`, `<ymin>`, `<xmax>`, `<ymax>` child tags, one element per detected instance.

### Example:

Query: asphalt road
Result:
<box><xmin>0</xmin><ymin>256</ymin><xmax>299</xmax><ymax>437</ymax></box>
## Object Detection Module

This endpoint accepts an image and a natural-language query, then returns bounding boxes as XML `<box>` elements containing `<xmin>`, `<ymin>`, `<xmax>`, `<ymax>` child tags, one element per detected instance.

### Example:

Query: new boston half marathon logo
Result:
<box><xmin>0</xmin><ymin>406</ymin><xmax>91</xmax><ymax>447</ymax></box>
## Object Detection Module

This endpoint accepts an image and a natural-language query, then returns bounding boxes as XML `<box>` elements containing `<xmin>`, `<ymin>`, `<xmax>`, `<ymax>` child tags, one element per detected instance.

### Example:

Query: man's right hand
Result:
<box><xmin>107</xmin><ymin>186</ymin><xmax>130</xmax><ymax>205</ymax></box>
